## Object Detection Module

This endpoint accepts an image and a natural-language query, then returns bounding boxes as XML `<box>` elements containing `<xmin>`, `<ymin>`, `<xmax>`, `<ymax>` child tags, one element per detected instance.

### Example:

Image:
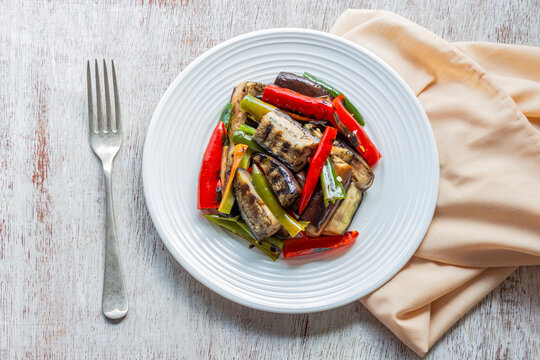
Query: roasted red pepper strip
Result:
<box><xmin>298</xmin><ymin>126</ymin><xmax>338</xmax><ymax>214</ymax></box>
<box><xmin>262</xmin><ymin>85</ymin><xmax>334</xmax><ymax>120</ymax></box>
<box><xmin>283</xmin><ymin>231</ymin><xmax>358</xmax><ymax>258</ymax></box>
<box><xmin>333</xmin><ymin>94</ymin><xmax>381</xmax><ymax>167</ymax></box>
<box><xmin>197</xmin><ymin>121</ymin><xmax>227</xmax><ymax>209</ymax></box>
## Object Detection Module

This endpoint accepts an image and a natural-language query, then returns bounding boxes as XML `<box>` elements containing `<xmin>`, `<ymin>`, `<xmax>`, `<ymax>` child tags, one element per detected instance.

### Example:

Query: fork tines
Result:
<box><xmin>87</xmin><ymin>59</ymin><xmax>121</xmax><ymax>134</ymax></box>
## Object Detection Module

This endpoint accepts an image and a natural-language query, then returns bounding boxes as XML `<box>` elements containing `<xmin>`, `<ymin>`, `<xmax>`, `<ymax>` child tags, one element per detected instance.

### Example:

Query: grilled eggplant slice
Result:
<box><xmin>331</xmin><ymin>138</ymin><xmax>373</xmax><ymax>190</ymax></box>
<box><xmin>300</xmin><ymin>160</ymin><xmax>353</xmax><ymax>235</ymax></box>
<box><xmin>228</xmin><ymin>81</ymin><xmax>266</xmax><ymax>143</ymax></box>
<box><xmin>224</xmin><ymin>82</ymin><xmax>266</xmax><ymax>183</ymax></box>
<box><xmin>323</xmin><ymin>184</ymin><xmax>363</xmax><ymax>236</ymax></box>
<box><xmin>274</xmin><ymin>72</ymin><xmax>331</xmax><ymax>98</ymax></box>
<box><xmin>234</xmin><ymin>169</ymin><xmax>281</xmax><ymax>240</ymax></box>
<box><xmin>252</xmin><ymin>110</ymin><xmax>319</xmax><ymax>172</ymax></box>
<box><xmin>252</xmin><ymin>153</ymin><xmax>301</xmax><ymax>208</ymax></box>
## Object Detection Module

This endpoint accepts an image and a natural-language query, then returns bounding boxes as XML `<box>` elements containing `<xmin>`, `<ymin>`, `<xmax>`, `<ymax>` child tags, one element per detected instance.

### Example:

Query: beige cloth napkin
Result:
<box><xmin>331</xmin><ymin>10</ymin><xmax>540</xmax><ymax>356</ymax></box>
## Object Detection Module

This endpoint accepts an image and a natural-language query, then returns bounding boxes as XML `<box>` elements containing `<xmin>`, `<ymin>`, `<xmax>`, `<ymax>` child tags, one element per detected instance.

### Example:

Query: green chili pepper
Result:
<box><xmin>320</xmin><ymin>157</ymin><xmax>346</xmax><ymax>206</ymax></box>
<box><xmin>238</xmin><ymin>148</ymin><xmax>252</xmax><ymax>169</ymax></box>
<box><xmin>302</xmin><ymin>72</ymin><xmax>341</xmax><ymax>97</ymax></box>
<box><xmin>239</xmin><ymin>95</ymin><xmax>276</xmax><ymax>122</ymax></box>
<box><xmin>238</xmin><ymin>124</ymin><xmax>256</xmax><ymax>136</ymax></box>
<box><xmin>232</xmin><ymin>131</ymin><xmax>264</xmax><ymax>153</ymax></box>
<box><xmin>204</xmin><ymin>215</ymin><xmax>282</xmax><ymax>261</ymax></box>
<box><xmin>218</xmin><ymin>103</ymin><xmax>233</xmax><ymax>145</ymax></box>
<box><xmin>302</xmin><ymin>72</ymin><xmax>365</xmax><ymax>126</ymax></box>
<box><xmin>219</xmin><ymin>103</ymin><xmax>233</xmax><ymax>129</ymax></box>
<box><xmin>264</xmin><ymin>236</ymin><xmax>284</xmax><ymax>252</ymax></box>
<box><xmin>252</xmin><ymin>164</ymin><xmax>308</xmax><ymax>237</ymax></box>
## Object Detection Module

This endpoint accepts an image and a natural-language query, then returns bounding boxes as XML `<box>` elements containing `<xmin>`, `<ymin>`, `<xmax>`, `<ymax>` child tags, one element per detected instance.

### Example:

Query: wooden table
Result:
<box><xmin>1</xmin><ymin>1</ymin><xmax>539</xmax><ymax>358</ymax></box>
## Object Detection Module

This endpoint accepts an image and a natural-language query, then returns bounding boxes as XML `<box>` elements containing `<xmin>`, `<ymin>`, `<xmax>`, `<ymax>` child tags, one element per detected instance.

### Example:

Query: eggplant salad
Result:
<box><xmin>197</xmin><ymin>72</ymin><xmax>381</xmax><ymax>261</ymax></box>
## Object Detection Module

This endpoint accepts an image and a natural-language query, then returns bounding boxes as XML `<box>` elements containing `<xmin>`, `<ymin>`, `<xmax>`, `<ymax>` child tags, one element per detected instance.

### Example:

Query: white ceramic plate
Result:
<box><xmin>143</xmin><ymin>29</ymin><xmax>439</xmax><ymax>313</ymax></box>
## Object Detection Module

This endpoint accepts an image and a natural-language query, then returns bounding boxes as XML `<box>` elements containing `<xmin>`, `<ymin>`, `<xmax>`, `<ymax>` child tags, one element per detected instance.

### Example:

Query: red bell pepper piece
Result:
<box><xmin>283</xmin><ymin>231</ymin><xmax>359</xmax><ymax>259</ymax></box>
<box><xmin>262</xmin><ymin>85</ymin><xmax>334</xmax><ymax>120</ymax></box>
<box><xmin>333</xmin><ymin>95</ymin><xmax>381</xmax><ymax>167</ymax></box>
<box><xmin>197</xmin><ymin>121</ymin><xmax>226</xmax><ymax>209</ymax></box>
<box><xmin>297</xmin><ymin>126</ymin><xmax>338</xmax><ymax>214</ymax></box>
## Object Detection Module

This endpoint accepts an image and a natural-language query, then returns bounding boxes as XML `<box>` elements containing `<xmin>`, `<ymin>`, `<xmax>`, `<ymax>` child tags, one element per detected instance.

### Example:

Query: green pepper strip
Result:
<box><xmin>219</xmin><ymin>102</ymin><xmax>233</xmax><ymax>125</ymax></box>
<box><xmin>239</xmin><ymin>148</ymin><xmax>252</xmax><ymax>168</ymax></box>
<box><xmin>218</xmin><ymin>103</ymin><xmax>233</xmax><ymax>145</ymax></box>
<box><xmin>238</xmin><ymin>124</ymin><xmax>256</xmax><ymax>135</ymax></box>
<box><xmin>232</xmin><ymin>131</ymin><xmax>264</xmax><ymax>153</ymax></box>
<box><xmin>320</xmin><ymin>157</ymin><xmax>346</xmax><ymax>206</ymax></box>
<box><xmin>252</xmin><ymin>164</ymin><xmax>308</xmax><ymax>237</ymax></box>
<box><xmin>239</xmin><ymin>95</ymin><xmax>276</xmax><ymax>122</ymax></box>
<box><xmin>204</xmin><ymin>215</ymin><xmax>282</xmax><ymax>261</ymax></box>
<box><xmin>302</xmin><ymin>72</ymin><xmax>365</xmax><ymax>126</ymax></box>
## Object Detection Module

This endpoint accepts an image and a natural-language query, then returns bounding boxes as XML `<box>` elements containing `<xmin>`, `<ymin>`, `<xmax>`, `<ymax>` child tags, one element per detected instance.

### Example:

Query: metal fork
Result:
<box><xmin>87</xmin><ymin>59</ymin><xmax>128</xmax><ymax>320</ymax></box>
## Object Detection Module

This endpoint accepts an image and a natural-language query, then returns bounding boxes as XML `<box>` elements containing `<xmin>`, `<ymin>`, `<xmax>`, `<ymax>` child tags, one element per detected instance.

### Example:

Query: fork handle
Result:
<box><xmin>102</xmin><ymin>160</ymin><xmax>129</xmax><ymax>320</ymax></box>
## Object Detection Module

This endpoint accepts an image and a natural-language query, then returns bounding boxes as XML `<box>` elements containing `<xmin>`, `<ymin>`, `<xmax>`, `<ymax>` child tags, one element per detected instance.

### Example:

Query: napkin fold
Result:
<box><xmin>331</xmin><ymin>10</ymin><xmax>540</xmax><ymax>356</ymax></box>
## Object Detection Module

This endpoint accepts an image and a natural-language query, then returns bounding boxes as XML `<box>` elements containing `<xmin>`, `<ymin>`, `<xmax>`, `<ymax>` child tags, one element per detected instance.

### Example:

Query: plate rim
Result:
<box><xmin>142</xmin><ymin>27</ymin><xmax>440</xmax><ymax>313</ymax></box>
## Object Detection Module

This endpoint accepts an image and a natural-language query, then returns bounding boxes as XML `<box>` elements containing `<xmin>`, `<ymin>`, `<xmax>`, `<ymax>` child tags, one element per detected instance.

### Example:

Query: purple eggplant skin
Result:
<box><xmin>299</xmin><ymin>183</ymin><xmax>329</xmax><ymax>228</ymax></box>
<box><xmin>274</xmin><ymin>72</ymin><xmax>331</xmax><ymax>98</ymax></box>
<box><xmin>252</xmin><ymin>153</ymin><xmax>302</xmax><ymax>208</ymax></box>
<box><xmin>295</xmin><ymin>170</ymin><xmax>307</xmax><ymax>187</ymax></box>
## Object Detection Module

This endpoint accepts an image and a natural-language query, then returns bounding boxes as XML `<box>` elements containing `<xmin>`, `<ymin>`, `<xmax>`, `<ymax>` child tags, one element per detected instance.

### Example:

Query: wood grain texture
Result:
<box><xmin>1</xmin><ymin>0</ymin><xmax>539</xmax><ymax>358</ymax></box>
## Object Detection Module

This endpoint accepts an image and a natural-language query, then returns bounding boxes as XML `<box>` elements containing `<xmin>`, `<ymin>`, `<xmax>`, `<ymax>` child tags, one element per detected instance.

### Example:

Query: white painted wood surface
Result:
<box><xmin>1</xmin><ymin>0</ymin><xmax>539</xmax><ymax>358</ymax></box>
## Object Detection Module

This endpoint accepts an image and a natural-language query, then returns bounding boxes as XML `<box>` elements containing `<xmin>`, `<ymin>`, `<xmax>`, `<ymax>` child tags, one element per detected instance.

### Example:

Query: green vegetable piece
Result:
<box><xmin>238</xmin><ymin>148</ymin><xmax>252</xmax><ymax>169</ymax></box>
<box><xmin>232</xmin><ymin>131</ymin><xmax>264</xmax><ymax>153</ymax></box>
<box><xmin>302</xmin><ymin>72</ymin><xmax>365</xmax><ymax>126</ymax></box>
<box><xmin>238</xmin><ymin>124</ymin><xmax>256</xmax><ymax>136</ymax></box>
<box><xmin>219</xmin><ymin>103</ymin><xmax>233</xmax><ymax>129</ymax></box>
<box><xmin>239</xmin><ymin>95</ymin><xmax>276</xmax><ymax>122</ymax></box>
<box><xmin>218</xmin><ymin>103</ymin><xmax>233</xmax><ymax>145</ymax></box>
<box><xmin>204</xmin><ymin>215</ymin><xmax>282</xmax><ymax>261</ymax></box>
<box><xmin>303</xmin><ymin>72</ymin><xmax>341</xmax><ymax>97</ymax></box>
<box><xmin>320</xmin><ymin>157</ymin><xmax>346</xmax><ymax>206</ymax></box>
<box><xmin>252</xmin><ymin>164</ymin><xmax>307</xmax><ymax>237</ymax></box>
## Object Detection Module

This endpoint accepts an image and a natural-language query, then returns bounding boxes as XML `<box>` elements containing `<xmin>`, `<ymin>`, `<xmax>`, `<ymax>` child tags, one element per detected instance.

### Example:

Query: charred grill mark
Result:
<box><xmin>253</xmin><ymin>111</ymin><xmax>319</xmax><ymax>172</ymax></box>
<box><xmin>270</xmin><ymin>176</ymin><xmax>281</xmax><ymax>186</ymax></box>
<box><xmin>261</xmin><ymin>123</ymin><xmax>274</xmax><ymax>141</ymax></box>
<box><xmin>252</xmin><ymin>153</ymin><xmax>302</xmax><ymax>208</ymax></box>
<box><xmin>243</xmin><ymin>190</ymin><xmax>257</xmax><ymax>204</ymax></box>
<box><xmin>267</xmin><ymin>164</ymin><xmax>279</xmax><ymax>175</ymax></box>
